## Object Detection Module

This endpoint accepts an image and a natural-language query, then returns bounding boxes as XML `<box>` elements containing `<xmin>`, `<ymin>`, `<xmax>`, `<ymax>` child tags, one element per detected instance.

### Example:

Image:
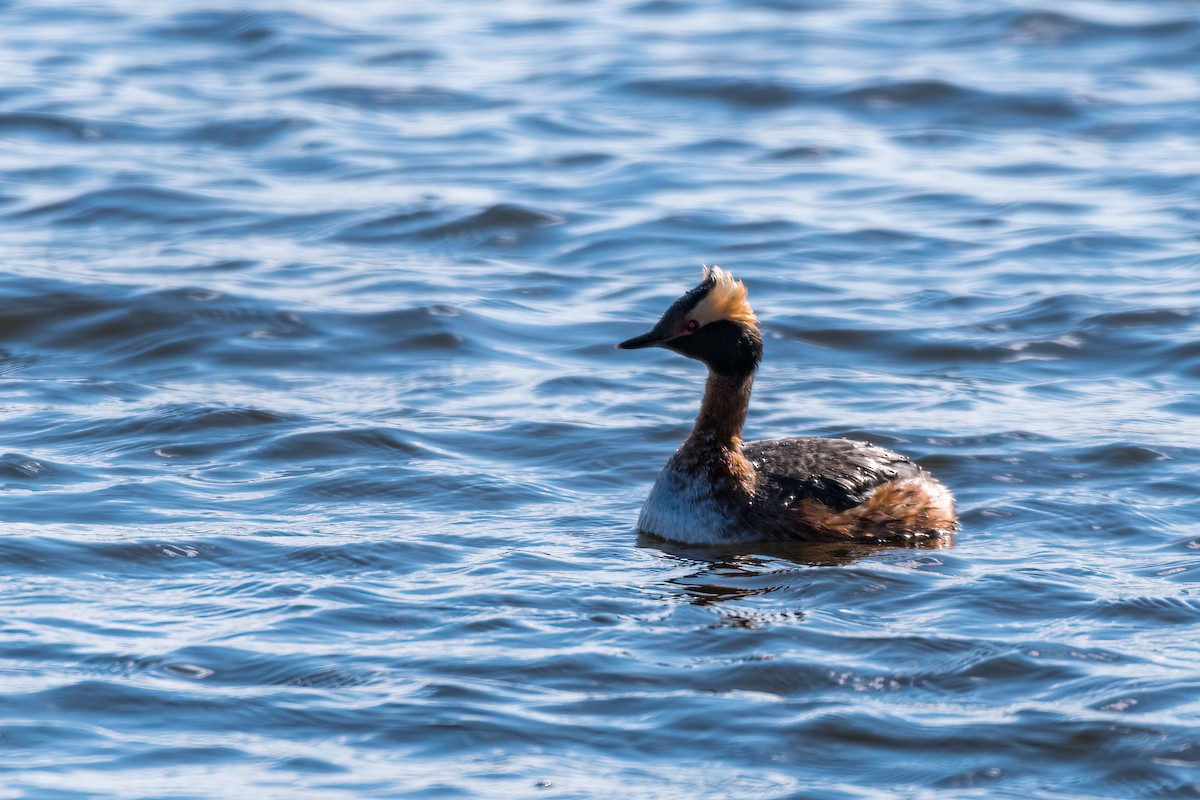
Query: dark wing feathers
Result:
<box><xmin>742</xmin><ymin>437</ymin><xmax>920</xmax><ymax>512</ymax></box>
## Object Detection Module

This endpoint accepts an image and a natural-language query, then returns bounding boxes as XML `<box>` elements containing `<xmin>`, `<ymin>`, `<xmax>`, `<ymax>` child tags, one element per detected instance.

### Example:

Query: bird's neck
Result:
<box><xmin>688</xmin><ymin>369</ymin><xmax>755</xmax><ymax>451</ymax></box>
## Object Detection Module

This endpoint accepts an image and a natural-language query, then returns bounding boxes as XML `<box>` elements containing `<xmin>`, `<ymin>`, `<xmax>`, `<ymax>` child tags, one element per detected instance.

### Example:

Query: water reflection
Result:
<box><xmin>640</xmin><ymin>534</ymin><xmax>953</xmax><ymax>626</ymax></box>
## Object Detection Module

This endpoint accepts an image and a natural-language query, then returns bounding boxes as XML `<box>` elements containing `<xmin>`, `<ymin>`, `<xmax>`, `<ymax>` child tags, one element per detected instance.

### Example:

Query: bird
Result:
<box><xmin>617</xmin><ymin>266</ymin><xmax>956</xmax><ymax>545</ymax></box>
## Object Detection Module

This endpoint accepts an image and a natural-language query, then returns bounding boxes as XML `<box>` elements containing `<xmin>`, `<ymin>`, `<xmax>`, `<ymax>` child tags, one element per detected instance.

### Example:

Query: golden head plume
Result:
<box><xmin>696</xmin><ymin>265</ymin><xmax>758</xmax><ymax>328</ymax></box>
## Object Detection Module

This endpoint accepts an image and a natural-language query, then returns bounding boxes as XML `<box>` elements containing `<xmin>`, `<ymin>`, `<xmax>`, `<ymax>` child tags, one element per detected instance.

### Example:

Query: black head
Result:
<box><xmin>617</xmin><ymin>266</ymin><xmax>762</xmax><ymax>377</ymax></box>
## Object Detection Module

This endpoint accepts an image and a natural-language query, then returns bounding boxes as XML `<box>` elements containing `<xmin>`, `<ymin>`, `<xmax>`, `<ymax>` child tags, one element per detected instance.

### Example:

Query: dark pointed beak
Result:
<box><xmin>617</xmin><ymin>330</ymin><xmax>667</xmax><ymax>350</ymax></box>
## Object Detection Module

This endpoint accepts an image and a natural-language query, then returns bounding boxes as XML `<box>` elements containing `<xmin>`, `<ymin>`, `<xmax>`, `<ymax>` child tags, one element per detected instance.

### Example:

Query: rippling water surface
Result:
<box><xmin>2</xmin><ymin>1</ymin><xmax>1199</xmax><ymax>797</ymax></box>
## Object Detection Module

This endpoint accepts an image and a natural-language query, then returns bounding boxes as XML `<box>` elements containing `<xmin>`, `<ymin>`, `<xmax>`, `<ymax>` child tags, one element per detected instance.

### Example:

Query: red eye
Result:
<box><xmin>685</xmin><ymin>319</ymin><xmax>699</xmax><ymax>333</ymax></box>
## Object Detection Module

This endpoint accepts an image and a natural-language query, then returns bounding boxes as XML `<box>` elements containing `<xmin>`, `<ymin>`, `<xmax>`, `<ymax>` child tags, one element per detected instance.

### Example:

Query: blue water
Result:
<box><xmin>2</xmin><ymin>1</ymin><xmax>1199</xmax><ymax>797</ymax></box>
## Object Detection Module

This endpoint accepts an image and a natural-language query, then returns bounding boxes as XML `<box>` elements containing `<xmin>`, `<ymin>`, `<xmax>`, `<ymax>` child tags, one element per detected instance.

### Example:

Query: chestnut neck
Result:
<box><xmin>688</xmin><ymin>368</ymin><xmax>755</xmax><ymax>451</ymax></box>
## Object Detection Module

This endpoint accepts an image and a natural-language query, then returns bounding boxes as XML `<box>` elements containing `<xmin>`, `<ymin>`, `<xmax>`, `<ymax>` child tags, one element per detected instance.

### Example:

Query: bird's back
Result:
<box><xmin>743</xmin><ymin>436</ymin><xmax>923</xmax><ymax>513</ymax></box>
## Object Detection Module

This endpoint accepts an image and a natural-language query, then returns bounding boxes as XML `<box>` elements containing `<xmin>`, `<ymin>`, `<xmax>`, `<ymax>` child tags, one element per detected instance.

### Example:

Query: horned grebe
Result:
<box><xmin>618</xmin><ymin>266</ymin><xmax>956</xmax><ymax>545</ymax></box>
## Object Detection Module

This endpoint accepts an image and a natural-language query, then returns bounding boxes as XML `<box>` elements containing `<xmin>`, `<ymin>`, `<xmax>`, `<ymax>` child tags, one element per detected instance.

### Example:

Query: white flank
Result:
<box><xmin>636</xmin><ymin>458</ymin><xmax>740</xmax><ymax>544</ymax></box>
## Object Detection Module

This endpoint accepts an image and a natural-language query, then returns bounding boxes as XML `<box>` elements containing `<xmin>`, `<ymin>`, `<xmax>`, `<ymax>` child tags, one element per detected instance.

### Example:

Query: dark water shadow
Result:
<box><xmin>637</xmin><ymin>533</ymin><xmax>953</xmax><ymax>626</ymax></box>
<box><xmin>637</xmin><ymin>531</ymin><xmax>953</xmax><ymax>568</ymax></box>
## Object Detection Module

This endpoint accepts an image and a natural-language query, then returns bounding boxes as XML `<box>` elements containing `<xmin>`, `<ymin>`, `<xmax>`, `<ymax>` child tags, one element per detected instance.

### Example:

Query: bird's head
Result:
<box><xmin>617</xmin><ymin>266</ymin><xmax>762</xmax><ymax>377</ymax></box>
